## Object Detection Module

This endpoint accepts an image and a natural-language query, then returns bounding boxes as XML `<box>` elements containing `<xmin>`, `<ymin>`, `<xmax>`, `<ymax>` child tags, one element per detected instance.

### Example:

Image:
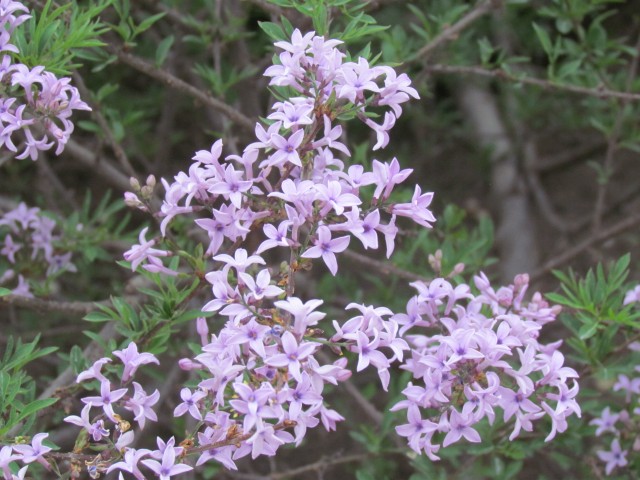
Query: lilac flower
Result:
<box><xmin>268</xmin><ymin>100</ymin><xmax>313</xmax><ymax>129</ymax></box>
<box><xmin>268</xmin><ymin>129</ymin><xmax>304</xmax><ymax>167</ymax></box>
<box><xmin>301</xmin><ymin>226</ymin><xmax>350</xmax><ymax>275</ymax></box>
<box><xmin>395</xmin><ymin>404</ymin><xmax>438</xmax><ymax>453</ymax></box>
<box><xmin>596</xmin><ymin>438</ymin><xmax>628</xmax><ymax>475</ymax></box>
<box><xmin>442</xmin><ymin>409</ymin><xmax>481</xmax><ymax>447</ymax></box>
<box><xmin>141</xmin><ymin>441</ymin><xmax>193</xmax><ymax>480</ymax></box>
<box><xmin>123</xmin><ymin>227</ymin><xmax>170</xmax><ymax>272</ymax></box>
<box><xmin>76</xmin><ymin>357</ymin><xmax>111</xmax><ymax>383</ymax></box>
<box><xmin>125</xmin><ymin>382</ymin><xmax>160</xmax><ymax>429</ymax></box>
<box><xmin>173</xmin><ymin>388</ymin><xmax>206</xmax><ymax>421</ymax></box>
<box><xmin>113</xmin><ymin>342</ymin><xmax>160</xmax><ymax>383</ymax></box>
<box><xmin>213</xmin><ymin>248</ymin><xmax>265</xmax><ymax>274</ymax></box>
<box><xmin>624</xmin><ymin>285</ymin><xmax>640</xmax><ymax>305</ymax></box>
<box><xmin>107</xmin><ymin>448</ymin><xmax>151</xmax><ymax>480</ymax></box>
<box><xmin>81</xmin><ymin>380</ymin><xmax>128</xmax><ymax>422</ymax></box>
<box><xmin>256</xmin><ymin>220</ymin><xmax>293</xmax><ymax>254</ymax></box>
<box><xmin>391</xmin><ymin>184</ymin><xmax>436</xmax><ymax>228</ymax></box>
<box><xmin>64</xmin><ymin>404</ymin><xmax>110</xmax><ymax>441</ymax></box>
<box><xmin>266</xmin><ymin>331</ymin><xmax>318</xmax><ymax>381</ymax></box>
<box><xmin>239</xmin><ymin>269</ymin><xmax>283</xmax><ymax>300</ymax></box>
<box><xmin>0</xmin><ymin>445</ymin><xmax>20</xmax><ymax>479</ymax></box>
<box><xmin>207</xmin><ymin>164</ymin><xmax>252</xmax><ymax>208</ymax></box>
<box><xmin>1</xmin><ymin>234</ymin><xmax>20</xmax><ymax>262</ymax></box>
<box><xmin>589</xmin><ymin>407</ymin><xmax>620</xmax><ymax>436</ymax></box>
<box><xmin>314</xmin><ymin>180</ymin><xmax>361</xmax><ymax>215</ymax></box>
<box><xmin>12</xmin><ymin>433</ymin><xmax>51</xmax><ymax>469</ymax></box>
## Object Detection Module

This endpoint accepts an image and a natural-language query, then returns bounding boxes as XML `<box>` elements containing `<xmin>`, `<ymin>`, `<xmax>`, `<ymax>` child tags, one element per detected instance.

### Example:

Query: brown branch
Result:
<box><xmin>72</xmin><ymin>73</ymin><xmax>137</xmax><ymax>177</ymax></box>
<box><xmin>424</xmin><ymin>64</ymin><xmax>640</xmax><ymax>102</ymax></box>
<box><xmin>267</xmin><ymin>453</ymin><xmax>371</xmax><ymax>480</ymax></box>
<box><xmin>411</xmin><ymin>1</ymin><xmax>498</xmax><ymax>62</ymax></box>
<box><xmin>342</xmin><ymin>250</ymin><xmax>431</xmax><ymax>283</ymax></box>
<box><xmin>531</xmin><ymin>210</ymin><xmax>640</xmax><ymax>281</ymax></box>
<box><xmin>0</xmin><ymin>294</ymin><xmax>98</xmax><ymax>315</ymax></box>
<box><xmin>64</xmin><ymin>138</ymin><xmax>132</xmax><ymax>191</ymax></box>
<box><xmin>112</xmin><ymin>48</ymin><xmax>255</xmax><ymax>134</ymax></box>
<box><xmin>591</xmin><ymin>32</ymin><xmax>640</xmax><ymax>233</ymax></box>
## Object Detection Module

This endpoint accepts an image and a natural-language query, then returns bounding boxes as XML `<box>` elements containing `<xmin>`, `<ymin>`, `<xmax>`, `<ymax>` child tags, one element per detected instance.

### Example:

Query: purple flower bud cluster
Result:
<box><xmin>0</xmin><ymin>0</ymin><xmax>90</xmax><ymax>161</ymax></box>
<box><xmin>391</xmin><ymin>273</ymin><xmax>581</xmax><ymax>459</ymax></box>
<box><xmin>0</xmin><ymin>202</ymin><xmax>76</xmax><ymax>297</ymax></box>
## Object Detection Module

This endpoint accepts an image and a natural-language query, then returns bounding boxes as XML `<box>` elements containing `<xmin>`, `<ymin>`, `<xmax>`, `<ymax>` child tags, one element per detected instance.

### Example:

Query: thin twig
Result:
<box><xmin>531</xmin><ymin>210</ymin><xmax>640</xmax><ymax>281</ymax></box>
<box><xmin>591</xmin><ymin>32</ymin><xmax>640</xmax><ymax>233</ymax></box>
<box><xmin>0</xmin><ymin>294</ymin><xmax>98</xmax><ymax>315</ymax></box>
<box><xmin>112</xmin><ymin>48</ymin><xmax>255</xmax><ymax>133</ymax></box>
<box><xmin>423</xmin><ymin>64</ymin><xmax>640</xmax><ymax>102</ymax></box>
<box><xmin>267</xmin><ymin>453</ymin><xmax>372</xmax><ymax>480</ymax></box>
<box><xmin>411</xmin><ymin>1</ymin><xmax>498</xmax><ymax>61</ymax></box>
<box><xmin>72</xmin><ymin>72</ymin><xmax>137</xmax><ymax>177</ymax></box>
<box><xmin>64</xmin><ymin>138</ymin><xmax>132</xmax><ymax>191</ymax></box>
<box><xmin>342</xmin><ymin>250</ymin><xmax>431</xmax><ymax>283</ymax></box>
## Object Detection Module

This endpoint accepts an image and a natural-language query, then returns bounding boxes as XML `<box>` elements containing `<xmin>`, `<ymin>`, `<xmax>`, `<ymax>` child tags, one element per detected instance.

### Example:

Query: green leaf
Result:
<box><xmin>259</xmin><ymin>21</ymin><xmax>286</xmax><ymax>42</ymax></box>
<box><xmin>533</xmin><ymin>22</ymin><xmax>553</xmax><ymax>58</ymax></box>
<box><xmin>578</xmin><ymin>321</ymin><xmax>599</xmax><ymax>340</ymax></box>
<box><xmin>135</xmin><ymin>12</ymin><xmax>166</xmax><ymax>36</ymax></box>
<box><xmin>0</xmin><ymin>287</ymin><xmax>11</xmax><ymax>297</ymax></box>
<box><xmin>155</xmin><ymin>35</ymin><xmax>174</xmax><ymax>67</ymax></box>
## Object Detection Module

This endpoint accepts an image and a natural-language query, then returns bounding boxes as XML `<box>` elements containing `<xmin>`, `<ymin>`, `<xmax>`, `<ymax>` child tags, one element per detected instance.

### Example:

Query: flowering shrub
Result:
<box><xmin>1</xmin><ymin>0</ymin><xmax>640</xmax><ymax>479</ymax></box>
<box><xmin>0</xmin><ymin>0</ymin><xmax>90</xmax><ymax>161</ymax></box>
<box><xmin>0</xmin><ymin>202</ymin><xmax>76</xmax><ymax>297</ymax></box>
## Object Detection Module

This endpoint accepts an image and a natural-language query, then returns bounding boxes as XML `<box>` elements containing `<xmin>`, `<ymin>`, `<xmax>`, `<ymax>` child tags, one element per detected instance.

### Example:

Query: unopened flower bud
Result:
<box><xmin>452</xmin><ymin>263</ymin><xmax>465</xmax><ymax>275</ymax></box>
<box><xmin>196</xmin><ymin>317</ymin><xmax>209</xmax><ymax>346</ymax></box>
<box><xmin>146</xmin><ymin>175</ymin><xmax>156</xmax><ymax>188</ymax></box>
<box><xmin>178</xmin><ymin>358</ymin><xmax>200</xmax><ymax>371</ymax></box>
<box><xmin>129</xmin><ymin>177</ymin><xmax>140</xmax><ymax>191</ymax></box>
<box><xmin>140</xmin><ymin>185</ymin><xmax>153</xmax><ymax>199</ymax></box>
<box><xmin>124</xmin><ymin>191</ymin><xmax>141</xmax><ymax>207</ymax></box>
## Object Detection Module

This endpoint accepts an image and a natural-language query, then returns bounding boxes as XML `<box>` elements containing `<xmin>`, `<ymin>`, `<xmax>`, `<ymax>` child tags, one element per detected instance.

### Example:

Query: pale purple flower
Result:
<box><xmin>113</xmin><ymin>342</ymin><xmax>159</xmax><ymax>383</ymax></box>
<box><xmin>64</xmin><ymin>404</ymin><xmax>110</xmax><ymax>441</ymax></box>
<box><xmin>207</xmin><ymin>164</ymin><xmax>252</xmax><ymax>208</ymax></box>
<box><xmin>76</xmin><ymin>357</ymin><xmax>112</xmax><ymax>383</ymax></box>
<box><xmin>213</xmin><ymin>248</ymin><xmax>265</xmax><ymax>274</ymax></box>
<box><xmin>81</xmin><ymin>380</ymin><xmax>128</xmax><ymax>422</ymax></box>
<box><xmin>13</xmin><ymin>433</ymin><xmax>51</xmax><ymax>469</ymax></box>
<box><xmin>125</xmin><ymin>382</ymin><xmax>160</xmax><ymax>429</ymax></box>
<box><xmin>266</xmin><ymin>331</ymin><xmax>318</xmax><ymax>381</ymax></box>
<box><xmin>141</xmin><ymin>440</ymin><xmax>193</xmax><ymax>480</ymax></box>
<box><xmin>0</xmin><ymin>445</ymin><xmax>20</xmax><ymax>479</ymax></box>
<box><xmin>123</xmin><ymin>227</ymin><xmax>170</xmax><ymax>272</ymax></box>
<box><xmin>268</xmin><ymin>129</ymin><xmax>304</xmax><ymax>167</ymax></box>
<box><xmin>256</xmin><ymin>220</ymin><xmax>293</xmax><ymax>254</ymax></box>
<box><xmin>173</xmin><ymin>388</ymin><xmax>206</xmax><ymax>421</ymax></box>
<box><xmin>1</xmin><ymin>234</ymin><xmax>20</xmax><ymax>262</ymax></box>
<box><xmin>301</xmin><ymin>226</ymin><xmax>350</xmax><ymax>275</ymax></box>
<box><xmin>597</xmin><ymin>438</ymin><xmax>628</xmax><ymax>475</ymax></box>
<box><xmin>589</xmin><ymin>407</ymin><xmax>620</xmax><ymax>437</ymax></box>
<box><xmin>107</xmin><ymin>447</ymin><xmax>151</xmax><ymax>480</ymax></box>
<box><xmin>624</xmin><ymin>285</ymin><xmax>640</xmax><ymax>305</ymax></box>
<box><xmin>442</xmin><ymin>409</ymin><xmax>481</xmax><ymax>447</ymax></box>
<box><xmin>314</xmin><ymin>180</ymin><xmax>361</xmax><ymax>215</ymax></box>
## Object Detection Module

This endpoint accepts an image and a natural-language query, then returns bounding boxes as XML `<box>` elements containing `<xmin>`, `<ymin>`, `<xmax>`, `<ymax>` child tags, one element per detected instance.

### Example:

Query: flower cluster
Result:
<box><xmin>0</xmin><ymin>342</ymin><xmax>165</xmax><ymax>479</ymax></box>
<box><xmin>0</xmin><ymin>0</ymin><xmax>90</xmax><ymax>161</ymax></box>
<box><xmin>588</xmin><ymin>288</ymin><xmax>640</xmax><ymax>477</ymax></box>
<box><xmin>0</xmin><ymin>202</ymin><xmax>76</xmax><ymax>297</ymax></box>
<box><xmin>124</xmin><ymin>29</ymin><xmax>431</xmax><ymax>277</ymax></box>
<box><xmin>42</xmin><ymin>28</ymin><xmax>578</xmax><ymax>478</ymax></box>
<box><xmin>391</xmin><ymin>273</ymin><xmax>581</xmax><ymax>459</ymax></box>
